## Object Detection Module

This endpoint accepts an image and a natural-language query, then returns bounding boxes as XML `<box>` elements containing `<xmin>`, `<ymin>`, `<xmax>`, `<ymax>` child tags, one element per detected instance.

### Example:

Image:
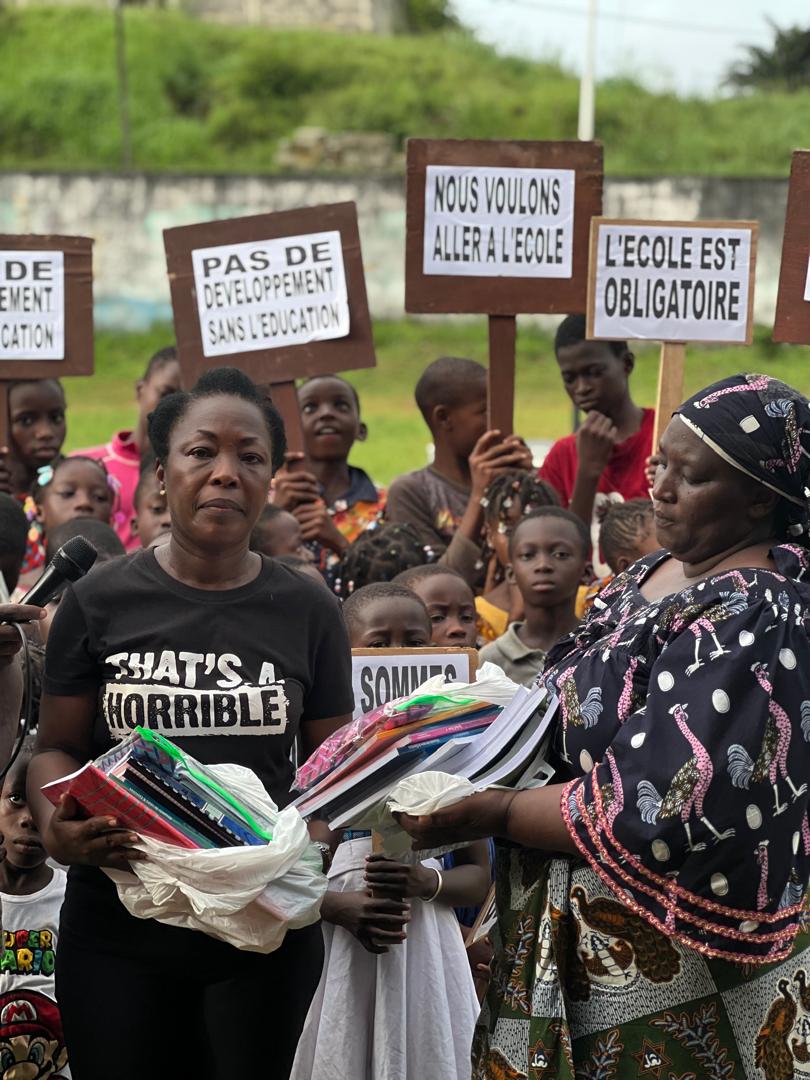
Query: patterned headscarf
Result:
<box><xmin>675</xmin><ymin>373</ymin><xmax>810</xmax><ymax>537</ymax></box>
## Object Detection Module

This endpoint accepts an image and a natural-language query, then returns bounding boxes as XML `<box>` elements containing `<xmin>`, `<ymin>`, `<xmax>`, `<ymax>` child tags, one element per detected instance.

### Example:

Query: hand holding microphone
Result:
<box><xmin>0</xmin><ymin>535</ymin><xmax>98</xmax><ymax>666</ymax></box>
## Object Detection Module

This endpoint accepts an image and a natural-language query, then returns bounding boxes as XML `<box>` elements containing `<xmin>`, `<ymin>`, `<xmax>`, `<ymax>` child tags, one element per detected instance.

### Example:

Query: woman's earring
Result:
<box><xmin>159</xmin><ymin>486</ymin><xmax>166</xmax><ymax>496</ymax></box>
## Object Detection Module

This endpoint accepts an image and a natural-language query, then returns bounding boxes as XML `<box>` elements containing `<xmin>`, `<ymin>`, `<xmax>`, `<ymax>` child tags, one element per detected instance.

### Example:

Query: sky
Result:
<box><xmin>453</xmin><ymin>0</ymin><xmax>808</xmax><ymax>95</ymax></box>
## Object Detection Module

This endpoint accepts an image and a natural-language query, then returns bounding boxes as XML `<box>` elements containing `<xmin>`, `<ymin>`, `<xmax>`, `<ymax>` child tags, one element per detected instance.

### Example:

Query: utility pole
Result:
<box><xmin>114</xmin><ymin>0</ymin><xmax>133</xmax><ymax>170</ymax></box>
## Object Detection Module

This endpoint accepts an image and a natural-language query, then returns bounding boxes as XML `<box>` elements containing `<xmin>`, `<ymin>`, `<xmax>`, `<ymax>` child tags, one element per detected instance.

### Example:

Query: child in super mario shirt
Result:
<box><xmin>0</xmin><ymin>739</ymin><xmax>69</xmax><ymax>1078</ymax></box>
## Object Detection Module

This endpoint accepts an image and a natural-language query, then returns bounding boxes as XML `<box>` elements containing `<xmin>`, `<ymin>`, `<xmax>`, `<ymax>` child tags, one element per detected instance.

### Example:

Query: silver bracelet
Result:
<box><xmin>422</xmin><ymin>866</ymin><xmax>443</xmax><ymax>903</ymax></box>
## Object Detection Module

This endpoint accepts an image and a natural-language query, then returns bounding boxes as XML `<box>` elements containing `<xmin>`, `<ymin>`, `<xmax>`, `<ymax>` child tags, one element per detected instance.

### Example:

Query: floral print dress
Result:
<box><xmin>475</xmin><ymin>546</ymin><xmax>810</xmax><ymax>1080</ymax></box>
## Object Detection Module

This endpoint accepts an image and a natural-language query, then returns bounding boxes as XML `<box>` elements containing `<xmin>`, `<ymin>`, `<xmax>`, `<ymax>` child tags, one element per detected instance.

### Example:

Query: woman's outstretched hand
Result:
<box><xmin>396</xmin><ymin>789</ymin><xmax>517</xmax><ymax>850</ymax></box>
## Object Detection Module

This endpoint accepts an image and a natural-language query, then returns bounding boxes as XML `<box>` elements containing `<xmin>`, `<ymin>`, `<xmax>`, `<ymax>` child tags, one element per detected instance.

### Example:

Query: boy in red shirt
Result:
<box><xmin>539</xmin><ymin>314</ymin><xmax>654</xmax><ymax>531</ymax></box>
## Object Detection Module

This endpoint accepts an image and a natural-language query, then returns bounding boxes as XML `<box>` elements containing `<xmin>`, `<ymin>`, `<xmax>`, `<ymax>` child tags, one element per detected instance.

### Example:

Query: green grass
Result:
<box><xmin>0</xmin><ymin>7</ymin><xmax>807</xmax><ymax>176</ymax></box>
<box><xmin>64</xmin><ymin>320</ymin><xmax>810</xmax><ymax>484</ymax></box>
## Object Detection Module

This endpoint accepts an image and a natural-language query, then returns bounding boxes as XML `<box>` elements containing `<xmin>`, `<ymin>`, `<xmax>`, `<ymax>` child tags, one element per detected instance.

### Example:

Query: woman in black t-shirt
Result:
<box><xmin>28</xmin><ymin>368</ymin><xmax>355</xmax><ymax>1080</ymax></box>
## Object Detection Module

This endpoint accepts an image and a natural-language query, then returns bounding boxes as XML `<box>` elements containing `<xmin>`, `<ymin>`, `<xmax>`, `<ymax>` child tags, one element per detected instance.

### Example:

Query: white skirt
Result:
<box><xmin>291</xmin><ymin>837</ymin><xmax>481</xmax><ymax>1080</ymax></box>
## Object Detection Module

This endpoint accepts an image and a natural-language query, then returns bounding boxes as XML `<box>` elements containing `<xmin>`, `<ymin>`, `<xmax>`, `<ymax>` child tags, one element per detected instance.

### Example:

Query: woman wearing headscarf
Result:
<box><xmin>400</xmin><ymin>374</ymin><xmax>810</xmax><ymax>1079</ymax></box>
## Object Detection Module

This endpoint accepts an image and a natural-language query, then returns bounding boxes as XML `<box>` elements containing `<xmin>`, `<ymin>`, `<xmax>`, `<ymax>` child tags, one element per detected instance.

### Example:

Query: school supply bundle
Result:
<box><xmin>42</xmin><ymin>729</ymin><xmax>326</xmax><ymax>952</ymax></box>
<box><xmin>293</xmin><ymin>665</ymin><xmax>556</xmax><ymax>847</ymax></box>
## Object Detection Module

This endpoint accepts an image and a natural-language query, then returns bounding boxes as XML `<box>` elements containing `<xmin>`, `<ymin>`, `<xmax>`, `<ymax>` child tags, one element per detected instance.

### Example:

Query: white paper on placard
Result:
<box><xmin>0</xmin><ymin>251</ymin><xmax>65</xmax><ymax>360</ymax></box>
<box><xmin>591</xmin><ymin>223</ymin><xmax>753</xmax><ymax>343</ymax></box>
<box><xmin>422</xmin><ymin>165</ymin><xmax>575</xmax><ymax>279</ymax></box>
<box><xmin>351</xmin><ymin>652</ymin><xmax>475</xmax><ymax>720</ymax></box>
<box><xmin>803</xmin><ymin>254</ymin><xmax>810</xmax><ymax>302</ymax></box>
<box><xmin>192</xmin><ymin>230</ymin><xmax>349</xmax><ymax>358</ymax></box>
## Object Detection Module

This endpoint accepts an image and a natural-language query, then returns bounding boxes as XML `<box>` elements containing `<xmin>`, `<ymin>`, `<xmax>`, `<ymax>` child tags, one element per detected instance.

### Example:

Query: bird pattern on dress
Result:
<box><xmin>755</xmin><ymin>979</ymin><xmax>798</xmax><ymax>1080</ymax></box>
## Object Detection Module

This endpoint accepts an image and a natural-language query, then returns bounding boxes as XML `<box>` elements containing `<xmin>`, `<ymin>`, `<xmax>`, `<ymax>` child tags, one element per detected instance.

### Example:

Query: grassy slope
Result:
<box><xmin>65</xmin><ymin>321</ymin><xmax>810</xmax><ymax>484</ymax></box>
<box><xmin>0</xmin><ymin>7</ymin><xmax>806</xmax><ymax>176</ymax></box>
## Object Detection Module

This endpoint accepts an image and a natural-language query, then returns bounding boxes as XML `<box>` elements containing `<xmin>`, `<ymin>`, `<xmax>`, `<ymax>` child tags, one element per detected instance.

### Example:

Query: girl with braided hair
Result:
<box><xmin>333</xmin><ymin>521</ymin><xmax>434</xmax><ymax>598</ymax></box>
<box><xmin>475</xmin><ymin>471</ymin><xmax>561</xmax><ymax>642</ymax></box>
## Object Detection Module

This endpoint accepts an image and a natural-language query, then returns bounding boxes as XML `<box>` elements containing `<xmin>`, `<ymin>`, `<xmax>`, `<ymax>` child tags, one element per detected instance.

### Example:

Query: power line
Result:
<box><xmin>465</xmin><ymin>0</ymin><xmax>763</xmax><ymax>38</ymax></box>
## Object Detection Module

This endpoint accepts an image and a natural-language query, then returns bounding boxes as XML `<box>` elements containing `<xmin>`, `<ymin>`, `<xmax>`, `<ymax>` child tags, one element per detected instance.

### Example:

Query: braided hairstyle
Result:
<box><xmin>598</xmin><ymin>498</ymin><xmax>655</xmax><ymax>574</ymax></box>
<box><xmin>334</xmin><ymin>522</ymin><xmax>434</xmax><ymax>598</ymax></box>
<box><xmin>481</xmin><ymin>471</ymin><xmax>561</xmax><ymax>583</ymax></box>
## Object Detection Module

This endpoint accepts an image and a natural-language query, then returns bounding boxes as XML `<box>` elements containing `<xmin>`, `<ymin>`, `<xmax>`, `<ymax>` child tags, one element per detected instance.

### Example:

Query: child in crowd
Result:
<box><xmin>393</xmin><ymin>565</ymin><xmax>478</xmax><ymax>648</ymax></box>
<box><xmin>335</xmin><ymin>522</ymin><xmax>431</xmax><ymax>598</ymax></box>
<box><xmin>34</xmin><ymin>457</ymin><xmax>114</xmax><ymax>540</ymax></box>
<box><xmin>0</xmin><ymin>493</ymin><xmax>29</xmax><ymax>602</ymax></box>
<box><xmin>0</xmin><ymin>738</ymin><xmax>70</xmax><ymax>1078</ymax></box>
<box><xmin>75</xmin><ymin>345</ymin><xmax>181</xmax><ymax>550</ymax></box>
<box><xmin>539</xmin><ymin>314</ymin><xmax>654</xmax><ymax>567</ymax></box>
<box><xmin>130</xmin><ymin>454</ymin><xmax>171</xmax><ymax>549</ymax></box>
<box><xmin>386</xmin><ymin>357</ymin><xmax>533</xmax><ymax>586</ymax></box>
<box><xmin>476</xmin><ymin>471</ymin><xmax>561</xmax><ymax>643</ymax></box>
<box><xmin>0</xmin><ymin>378</ymin><xmax>67</xmax><ymax>578</ymax></box>
<box><xmin>250</xmin><ymin>504</ymin><xmax>313</xmax><ymax>562</ymax></box>
<box><xmin>292</xmin><ymin>583</ymin><xmax>489</xmax><ymax>1080</ymax></box>
<box><xmin>578</xmin><ymin>498</ymin><xmax>659</xmax><ymax>615</ymax></box>
<box><xmin>274</xmin><ymin>554</ymin><xmax>331</xmax><ymax>590</ymax></box>
<box><xmin>479</xmin><ymin>508</ymin><xmax>591</xmax><ymax>687</ymax></box>
<box><xmin>271</xmin><ymin>376</ymin><xmax>385</xmax><ymax>586</ymax></box>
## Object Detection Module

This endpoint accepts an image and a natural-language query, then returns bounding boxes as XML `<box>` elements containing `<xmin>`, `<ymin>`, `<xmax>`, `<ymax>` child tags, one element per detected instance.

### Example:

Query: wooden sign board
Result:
<box><xmin>351</xmin><ymin>646</ymin><xmax>478</xmax><ymax>719</ymax></box>
<box><xmin>163</xmin><ymin>203</ymin><xmax>376</xmax><ymax>453</ymax></box>
<box><xmin>0</xmin><ymin>235</ymin><xmax>94</xmax><ymax>445</ymax></box>
<box><xmin>774</xmin><ymin>150</ymin><xmax>810</xmax><ymax>344</ymax></box>
<box><xmin>405</xmin><ymin>138</ymin><xmax>603</xmax><ymax>434</ymax></box>
<box><xmin>586</xmin><ymin>217</ymin><xmax>758</xmax><ymax>446</ymax></box>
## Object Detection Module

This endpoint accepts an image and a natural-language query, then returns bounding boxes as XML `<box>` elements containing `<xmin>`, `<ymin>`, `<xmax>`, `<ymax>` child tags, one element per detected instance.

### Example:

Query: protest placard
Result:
<box><xmin>163</xmin><ymin>203</ymin><xmax>375</xmax><ymax>453</ymax></box>
<box><xmin>586</xmin><ymin>217</ymin><xmax>758</xmax><ymax>444</ymax></box>
<box><xmin>406</xmin><ymin>138</ymin><xmax>603</xmax><ymax>433</ymax></box>
<box><xmin>774</xmin><ymin>151</ymin><xmax>810</xmax><ymax>345</ymax></box>
<box><xmin>0</xmin><ymin>235</ymin><xmax>94</xmax><ymax>445</ymax></box>
<box><xmin>351</xmin><ymin>647</ymin><xmax>478</xmax><ymax>720</ymax></box>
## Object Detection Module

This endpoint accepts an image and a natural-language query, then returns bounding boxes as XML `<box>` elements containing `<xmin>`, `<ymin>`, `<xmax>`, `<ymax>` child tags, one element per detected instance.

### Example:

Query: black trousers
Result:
<box><xmin>56</xmin><ymin>867</ymin><xmax>324</xmax><ymax>1080</ymax></box>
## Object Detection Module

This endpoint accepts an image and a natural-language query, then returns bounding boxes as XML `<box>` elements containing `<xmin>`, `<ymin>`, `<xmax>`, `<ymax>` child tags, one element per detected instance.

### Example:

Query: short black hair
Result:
<box><xmin>249</xmin><ymin>504</ymin><xmax>290</xmax><ymax>551</ymax></box>
<box><xmin>298</xmin><ymin>374</ymin><xmax>360</xmax><ymax>413</ymax></box>
<box><xmin>599</xmin><ymin>498</ymin><xmax>655</xmax><ymax>573</ymax></box>
<box><xmin>342</xmin><ymin>582</ymin><xmax>430</xmax><ymax>637</ymax></box>
<box><xmin>143</xmin><ymin>345</ymin><xmax>178</xmax><ymax>381</ymax></box>
<box><xmin>3</xmin><ymin>733</ymin><xmax>36</xmax><ymax>788</ymax></box>
<box><xmin>0</xmin><ymin>493</ymin><xmax>28</xmax><ymax>592</ymax></box>
<box><xmin>46</xmin><ymin>517</ymin><xmax>126</xmax><ymax>563</ymax></box>
<box><xmin>414</xmin><ymin>357</ymin><xmax>486</xmax><ymax>425</ymax></box>
<box><xmin>335</xmin><ymin>522</ymin><xmax>433</xmax><ymax>598</ymax></box>
<box><xmin>554</xmin><ymin>314</ymin><xmax>627</xmax><ymax>360</ymax></box>
<box><xmin>393</xmin><ymin>563</ymin><xmax>469</xmax><ymax>591</ymax></box>
<box><xmin>482</xmin><ymin>471</ymin><xmax>560</xmax><ymax>527</ymax></box>
<box><xmin>31</xmin><ymin>455</ymin><xmax>110</xmax><ymax>505</ymax></box>
<box><xmin>148</xmin><ymin>367</ymin><xmax>287</xmax><ymax>472</ymax></box>
<box><xmin>509</xmin><ymin>507</ymin><xmax>591</xmax><ymax>559</ymax></box>
<box><xmin>9</xmin><ymin>377</ymin><xmax>65</xmax><ymax>400</ymax></box>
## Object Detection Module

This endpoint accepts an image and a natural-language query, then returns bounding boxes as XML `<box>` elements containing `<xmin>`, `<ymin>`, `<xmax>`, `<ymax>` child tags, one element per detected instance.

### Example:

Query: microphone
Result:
<box><xmin>22</xmin><ymin>536</ymin><xmax>98</xmax><ymax>608</ymax></box>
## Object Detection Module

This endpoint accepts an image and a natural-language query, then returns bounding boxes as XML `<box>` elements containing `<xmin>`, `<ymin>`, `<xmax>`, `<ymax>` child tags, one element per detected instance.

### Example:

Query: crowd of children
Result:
<box><xmin>0</xmin><ymin>312</ymin><xmax>658</xmax><ymax>1080</ymax></box>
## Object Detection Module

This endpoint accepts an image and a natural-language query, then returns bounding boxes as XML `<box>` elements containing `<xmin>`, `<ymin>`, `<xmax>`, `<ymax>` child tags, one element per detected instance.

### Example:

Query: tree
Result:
<box><xmin>726</xmin><ymin>20</ymin><xmax>810</xmax><ymax>91</ymax></box>
<box><xmin>404</xmin><ymin>0</ymin><xmax>461</xmax><ymax>34</ymax></box>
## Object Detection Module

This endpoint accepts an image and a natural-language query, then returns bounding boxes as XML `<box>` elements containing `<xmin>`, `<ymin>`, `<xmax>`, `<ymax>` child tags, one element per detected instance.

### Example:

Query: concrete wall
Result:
<box><xmin>0</xmin><ymin>171</ymin><xmax>788</xmax><ymax>329</ymax></box>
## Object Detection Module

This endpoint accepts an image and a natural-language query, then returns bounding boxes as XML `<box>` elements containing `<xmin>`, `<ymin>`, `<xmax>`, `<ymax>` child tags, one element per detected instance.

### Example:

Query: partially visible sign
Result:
<box><xmin>191</xmin><ymin>230</ymin><xmax>349</xmax><ymax>357</ymax></box>
<box><xmin>587</xmin><ymin>218</ymin><xmax>757</xmax><ymax>345</ymax></box>
<box><xmin>0</xmin><ymin>251</ymin><xmax>64</xmax><ymax>360</ymax></box>
<box><xmin>422</xmin><ymin>165</ymin><xmax>575</xmax><ymax>279</ymax></box>
<box><xmin>774</xmin><ymin>150</ymin><xmax>810</xmax><ymax>344</ymax></box>
<box><xmin>351</xmin><ymin>647</ymin><xmax>478</xmax><ymax>720</ymax></box>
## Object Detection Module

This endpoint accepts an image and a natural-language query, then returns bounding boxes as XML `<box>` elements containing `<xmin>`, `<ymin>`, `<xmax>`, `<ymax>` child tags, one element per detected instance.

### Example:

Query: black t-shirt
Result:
<box><xmin>42</xmin><ymin>549</ymin><xmax>353</xmax><ymax>808</ymax></box>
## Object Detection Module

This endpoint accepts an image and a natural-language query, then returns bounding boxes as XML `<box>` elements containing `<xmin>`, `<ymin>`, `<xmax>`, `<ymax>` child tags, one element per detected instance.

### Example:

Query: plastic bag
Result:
<box><xmin>104</xmin><ymin>763</ymin><xmax>326</xmax><ymax>953</ymax></box>
<box><xmin>293</xmin><ymin>662</ymin><xmax>520</xmax><ymax>795</ymax></box>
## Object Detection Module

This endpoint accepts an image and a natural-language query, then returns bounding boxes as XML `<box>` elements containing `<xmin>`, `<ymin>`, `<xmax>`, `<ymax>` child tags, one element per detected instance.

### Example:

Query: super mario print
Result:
<box><xmin>0</xmin><ymin>990</ymin><xmax>68</xmax><ymax>1079</ymax></box>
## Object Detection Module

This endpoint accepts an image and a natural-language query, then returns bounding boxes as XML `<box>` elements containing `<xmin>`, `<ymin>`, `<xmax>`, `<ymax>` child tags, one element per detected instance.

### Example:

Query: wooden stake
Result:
<box><xmin>268</xmin><ymin>380</ymin><xmax>305</xmax><ymax>458</ymax></box>
<box><xmin>0</xmin><ymin>381</ymin><xmax>9</xmax><ymax>449</ymax></box>
<box><xmin>653</xmin><ymin>342</ymin><xmax>687</xmax><ymax>450</ymax></box>
<box><xmin>487</xmin><ymin>315</ymin><xmax>517</xmax><ymax>436</ymax></box>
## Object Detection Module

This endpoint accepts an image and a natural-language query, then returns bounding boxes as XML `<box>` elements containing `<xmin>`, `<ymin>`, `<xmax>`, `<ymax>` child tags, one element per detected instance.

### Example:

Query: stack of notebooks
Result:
<box><xmin>42</xmin><ymin>728</ymin><xmax>275</xmax><ymax>849</ymax></box>
<box><xmin>292</xmin><ymin>684</ymin><xmax>554</xmax><ymax>830</ymax></box>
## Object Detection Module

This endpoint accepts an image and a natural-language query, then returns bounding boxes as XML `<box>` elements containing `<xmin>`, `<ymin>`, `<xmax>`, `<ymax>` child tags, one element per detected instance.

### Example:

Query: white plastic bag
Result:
<box><xmin>104</xmin><ymin>763</ymin><xmax>326</xmax><ymax>953</ymax></box>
